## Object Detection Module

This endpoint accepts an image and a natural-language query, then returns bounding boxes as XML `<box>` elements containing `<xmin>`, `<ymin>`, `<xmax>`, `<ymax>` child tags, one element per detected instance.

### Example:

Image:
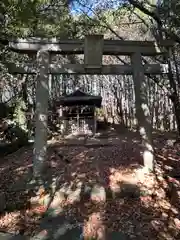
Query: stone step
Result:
<box><xmin>54</xmin><ymin>181</ymin><xmax>140</xmax><ymax>205</ymax></box>
<box><xmin>30</xmin><ymin>180</ymin><xmax>140</xmax><ymax>213</ymax></box>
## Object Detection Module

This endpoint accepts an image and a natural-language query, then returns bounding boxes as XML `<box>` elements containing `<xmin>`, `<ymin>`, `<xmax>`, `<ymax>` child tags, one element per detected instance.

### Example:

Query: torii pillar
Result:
<box><xmin>131</xmin><ymin>52</ymin><xmax>154</xmax><ymax>171</ymax></box>
<box><xmin>33</xmin><ymin>50</ymin><xmax>49</xmax><ymax>180</ymax></box>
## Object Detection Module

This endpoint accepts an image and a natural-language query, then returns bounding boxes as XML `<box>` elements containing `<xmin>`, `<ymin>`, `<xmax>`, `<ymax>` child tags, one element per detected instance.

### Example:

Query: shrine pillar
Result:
<box><xmin>33</xmin><ymin>50</ymin><xmax>49</xmax><ymax>180</ymax></box>
<box><xmin>131</xmin><ymin>52</ymin><xmax>154</xmax><ymax>171</ymax></box>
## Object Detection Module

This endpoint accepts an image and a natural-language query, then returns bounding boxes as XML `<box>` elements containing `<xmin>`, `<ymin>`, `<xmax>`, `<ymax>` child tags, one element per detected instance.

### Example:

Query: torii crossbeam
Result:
<box><xmin>9</xmin><ymin>37</ymin><xmax>172</xmax><ymax>56</ymax></box>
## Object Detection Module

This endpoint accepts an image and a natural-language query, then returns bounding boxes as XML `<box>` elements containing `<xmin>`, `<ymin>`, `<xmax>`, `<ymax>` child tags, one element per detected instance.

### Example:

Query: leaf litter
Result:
<box><xmin>0</xmin><ymin>132</ymin><xmax>180</xmax><ymax>239</ymax></box>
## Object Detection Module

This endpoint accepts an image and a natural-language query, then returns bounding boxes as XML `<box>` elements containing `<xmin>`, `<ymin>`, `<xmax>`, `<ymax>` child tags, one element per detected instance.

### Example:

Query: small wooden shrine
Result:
<box><xmin>56</xmin><ymin>89</ymin><xmax>102</xmax><ymax>136</ymax></box>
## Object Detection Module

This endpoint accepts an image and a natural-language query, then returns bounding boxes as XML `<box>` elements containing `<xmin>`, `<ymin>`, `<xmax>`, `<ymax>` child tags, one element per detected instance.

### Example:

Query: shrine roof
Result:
<box><xmin>56</xmin><ymin>89</ymin><xmax>102</xmax><ymax>107</ymax></box>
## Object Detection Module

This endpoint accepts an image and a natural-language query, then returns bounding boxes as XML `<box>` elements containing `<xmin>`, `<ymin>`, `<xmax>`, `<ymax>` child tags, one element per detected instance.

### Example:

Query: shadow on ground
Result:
<box><xmin>0</xmin><ymin>129</ymin><xmax>180</xmax><ymax>239</ymax></box>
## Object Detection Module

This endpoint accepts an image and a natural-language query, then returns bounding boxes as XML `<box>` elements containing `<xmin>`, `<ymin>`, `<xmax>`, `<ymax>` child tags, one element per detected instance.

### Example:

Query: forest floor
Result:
<box><xmin>0</xmin><ymin>129</ymin><xmax>180</xmax><ymax>239</ymax></box>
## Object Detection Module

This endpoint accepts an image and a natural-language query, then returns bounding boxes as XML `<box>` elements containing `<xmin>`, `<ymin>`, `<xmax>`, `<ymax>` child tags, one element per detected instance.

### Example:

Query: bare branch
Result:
<box><xmin>128</xmin><ymin>0</ymin><xmax>180</xmax><ymax>44</ymax></box>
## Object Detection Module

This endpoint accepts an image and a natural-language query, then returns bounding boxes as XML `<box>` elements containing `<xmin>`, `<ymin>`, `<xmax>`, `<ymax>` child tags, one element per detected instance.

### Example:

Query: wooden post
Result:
<box><xmin>49</xmin><ymin>74</ymin><xmax>52</xmax><ymax>98</ymax></box>
<box><xmin>77</xmin><ymin>106</ymin><xmax>80</xmax><ymax>133</ymax></box>
<box><xmin>94</xmin><ymin>106</ymin><xmax>97</xmax><ymax>136</ymax></box>
<box><xmin>59</xmin><ymin>107</ymin><xmax>64</xmax><ymax>136</ymax></box>
<box><xmin>33</xmin><ymin>50</ymin><xmax>49</xmax><ymax>180</ymax></box>
<box><xmin>84</xmin><ymin>35</ymin><xmax>103</xmax><ymax>69</ymax></box>
<box><xmin>131</xmin><ymin>52</ymin><xmax>154</xmax><ymax>171</ymax></box>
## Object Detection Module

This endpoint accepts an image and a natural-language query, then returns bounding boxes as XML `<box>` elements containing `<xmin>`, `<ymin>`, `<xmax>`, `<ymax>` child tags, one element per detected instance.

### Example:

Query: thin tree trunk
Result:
<box><xmin>169</xmin><ymin>93</ymin><xmax>180</xmax><ymax>136</ymax></box>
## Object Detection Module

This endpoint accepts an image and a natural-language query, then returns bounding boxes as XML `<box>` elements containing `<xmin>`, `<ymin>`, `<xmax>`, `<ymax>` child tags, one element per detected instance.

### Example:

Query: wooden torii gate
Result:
<box><xmin>8</xmin><ymin>35</ymin><xmax>172</xmax><ymax>177</ymax></box>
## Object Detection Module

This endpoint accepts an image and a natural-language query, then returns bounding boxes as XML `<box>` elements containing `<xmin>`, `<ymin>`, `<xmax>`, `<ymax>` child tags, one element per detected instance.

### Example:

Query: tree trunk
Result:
<box><xmin>165</xmin><ymin>49</ymin><xmax>180</xmax><ymax>137</ymax></box>
<box><xmin>169</xmin><ymin>93</ymin><xmax>180</xmax><ymax>136</ymax></box>
<box><xmin>156</xmin><ymin>22</ymin><xmax>180</xmax><ymax>136</ymax></box>
<box><xmin>21</xmin><ymin>75</ymin><xmax>28</xmax><ymax>105</ymax></box>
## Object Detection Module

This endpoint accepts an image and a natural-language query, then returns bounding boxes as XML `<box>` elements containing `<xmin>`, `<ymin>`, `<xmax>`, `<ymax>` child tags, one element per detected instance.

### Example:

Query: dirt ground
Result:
<box><xmin>0</xmin><ymin>129</ymin><xmax>180</xmax><ymax>239</ymax></box>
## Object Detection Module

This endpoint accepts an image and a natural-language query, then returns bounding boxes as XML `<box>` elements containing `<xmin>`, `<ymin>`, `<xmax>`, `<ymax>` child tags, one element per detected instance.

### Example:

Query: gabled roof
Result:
<box><xmin>57</xmin><ymin>89</ymin><xmax>102</xmax><ymax>107</ymax></box>
<box><xmin>65</xmin><ymin>89</ymin><xmax>89</xmax><ymax>97</ymax></box>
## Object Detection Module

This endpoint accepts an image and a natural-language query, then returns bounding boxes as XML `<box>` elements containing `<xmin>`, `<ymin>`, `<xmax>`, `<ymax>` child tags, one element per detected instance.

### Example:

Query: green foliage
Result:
<box><xmin>0</xmin><ymin>103</ymin><xmax>14</xmax><ymax>119</ymax></box>
<box><xmin>0</xmin><ymin>126</ymin><xmax>29</xmax><ymax>157</ymax></box>
<box><xmin>159</xmin><ymin>0</ymin><xmax>180</xmax><ymax>35</ymax></box>
<box><xmin>13</xmin><ymin>98</ymin><xmax>27</xmax><ymax>131</ymax></box>
<box><xmin>0</xmin><ymin>100</ymin><xmax>28</xmax><ymax>156</ymax></box>
<box><xmin>1</xmin><ymin>0</ymin><xmax>75</xmax><ymax>38</ymax></box>
<box><xmin>96</xmin><ymin>108</ymin><xmax>105</xmax><ymax>118</ymax></box>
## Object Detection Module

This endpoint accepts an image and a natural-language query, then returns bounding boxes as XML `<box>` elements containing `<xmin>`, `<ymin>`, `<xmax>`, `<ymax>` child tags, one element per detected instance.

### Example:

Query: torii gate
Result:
<box><xmin>8</xmin><ymin>35</ymin><xmax>172</xmax><ymax>178</ymax></box>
